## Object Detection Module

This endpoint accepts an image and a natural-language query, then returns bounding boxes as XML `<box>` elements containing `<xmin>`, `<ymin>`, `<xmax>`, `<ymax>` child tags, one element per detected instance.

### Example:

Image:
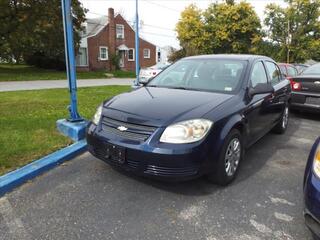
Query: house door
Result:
<box><xmin>119</xmin><ymin>50</ymin><xmax>125</xmax><ymax>68</ymax></box>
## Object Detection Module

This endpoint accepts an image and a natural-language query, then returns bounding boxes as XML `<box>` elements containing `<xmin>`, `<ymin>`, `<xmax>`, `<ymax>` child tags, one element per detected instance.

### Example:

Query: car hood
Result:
<box><xmin>103</xmin><ymin>87</ymin><xmax>233</xmax><ymax>127</ymax></box>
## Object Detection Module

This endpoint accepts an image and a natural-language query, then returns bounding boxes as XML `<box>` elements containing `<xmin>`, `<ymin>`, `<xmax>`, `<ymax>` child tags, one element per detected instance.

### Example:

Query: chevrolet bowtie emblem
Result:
<box><xmin>117</xmin><ymin>126</ymin><xmax>128</xmax><ymax>131</ymax></box>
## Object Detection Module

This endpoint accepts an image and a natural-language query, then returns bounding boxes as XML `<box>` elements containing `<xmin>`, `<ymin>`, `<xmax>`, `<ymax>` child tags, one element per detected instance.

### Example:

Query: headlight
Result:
<box><xmin>92</xmin><ymin>104</ymin><xmax>103</xmax><ymax>125</ymax></box>
<box><xmin>313</xmin><ymin>144</ymin><xmax>320</xmax><ymax>178</ymax></box>
<box><xmin>160</xmin><ymin>119</ymin><xmax>213</xmax><ymax>144</ymax></box>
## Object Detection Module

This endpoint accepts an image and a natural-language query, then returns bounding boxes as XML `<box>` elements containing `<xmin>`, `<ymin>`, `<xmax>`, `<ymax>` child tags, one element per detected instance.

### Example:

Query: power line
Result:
<box><xmin>140</xmin><ymin>0</ymin><xmax>181</xmax><ymax>13</ymax></box>
<box><xmin>140</xmin><ymin>31</ymin><xmax>177</xmax><ymax>38</ymax></box>
<box><xmin>85</xmin><ymin>20</ymin><xmax>177</xmax><ymax>38</ymax></box>
<box><xmin>87</xmin><ymin>11</ymin><xmax>175</xmax><ymax>31</ymax></box>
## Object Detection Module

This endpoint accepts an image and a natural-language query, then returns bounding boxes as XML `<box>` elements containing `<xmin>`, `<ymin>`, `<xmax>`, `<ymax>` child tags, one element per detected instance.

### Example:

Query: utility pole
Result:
<box><xmin>134</xmin><ymin>0</ymin><xmax>140</xmax><ymax>86</ymax></box>
<box><xmin>61</xmin><ymin>0</ymin><xmax>82</xmax><ymax>121</ymax></box>
<box><xmin>57</xmin><ymin>0</ymin><xmax>87</xmax><ymax>142</ymax></box>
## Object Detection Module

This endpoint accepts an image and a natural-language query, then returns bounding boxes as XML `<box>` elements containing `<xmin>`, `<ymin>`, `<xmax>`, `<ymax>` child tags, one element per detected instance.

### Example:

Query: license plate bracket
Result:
<box><xmin>105</xmin><ymin>143</ymin><xmax>126</xmax><ymax>164</ymax></box>
<box><xmin>306</xmin><ymin>97</ymin><xmax>320</xmax><ymax>105</ymax></box>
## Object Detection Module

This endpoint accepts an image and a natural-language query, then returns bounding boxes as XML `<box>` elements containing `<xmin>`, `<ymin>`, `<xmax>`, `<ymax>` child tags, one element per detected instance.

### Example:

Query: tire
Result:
<box><xmin>273</xmin><ymin>104</ymin><xmax>289</xmax><ymax>134</ymax></box>
<box><xmin>206</xmin><ymin>129</ymin><xmax>243</xmax><ymax>186</ymax></box>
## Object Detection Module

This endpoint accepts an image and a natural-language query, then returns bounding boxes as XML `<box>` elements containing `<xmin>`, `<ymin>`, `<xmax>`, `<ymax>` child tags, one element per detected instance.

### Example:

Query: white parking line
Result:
<box><xmin>0</xmin><ymin>197</ymin><xmax>32</xmax><ymax>240</ymax></box>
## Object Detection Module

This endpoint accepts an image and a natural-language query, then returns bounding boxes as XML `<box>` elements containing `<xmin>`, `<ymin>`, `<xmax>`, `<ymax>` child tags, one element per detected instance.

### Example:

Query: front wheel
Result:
<box><xmin>206</xmin><ymin>129</ymin><xmax>243</xmax><ymax>186</ymax></box>
<box><xmin>273</xmin><ymin>104</ymin><xmax>289</xmax><ymax>134</ymax></box>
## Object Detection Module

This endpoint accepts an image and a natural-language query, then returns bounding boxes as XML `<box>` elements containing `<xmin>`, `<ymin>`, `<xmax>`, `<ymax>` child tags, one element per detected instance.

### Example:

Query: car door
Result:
<box><xmin>245</xmin><ymin>61</ymin><xmax>275</xmax><ymax>143</ymax></box>
<box><xmin>264</xmin><ymin>61</ymin><xmax>288</xmax><ymax>124</ymax></box>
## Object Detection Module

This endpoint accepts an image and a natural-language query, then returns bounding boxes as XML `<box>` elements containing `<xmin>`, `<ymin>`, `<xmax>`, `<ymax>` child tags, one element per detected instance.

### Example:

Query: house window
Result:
<box><xmin>76</xmin><ymin>47</ymin><xmax>88</xmax><ymax>66</ymax></box>
<box><xmin>99</xmin><ymin>46</ymin><xmax>108</xmax><ymax>60</ymax></box>
<box><xmin>116</xmin><ymin>24</ymin><xmax>124</xmax><ymax>39</ymax></box>
<box><xmin>144</xmin><ymin>49</ymin><xmax>150</xmax><ymax>59</ymax></box>
<box><xmin>128</xmin><ymin>49</ymin><xmax>135</xmax><ymax>61</ymax></box>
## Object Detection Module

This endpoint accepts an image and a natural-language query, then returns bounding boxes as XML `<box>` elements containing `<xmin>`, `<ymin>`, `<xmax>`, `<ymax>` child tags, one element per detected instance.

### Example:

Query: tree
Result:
<box><xmin>203</xmin><ymin>1</ymin><xmax>262</xmax><ymax>54</ymax></box>
<box><xmin>175</xmin><ymin>4</ymin><xmax>205</xmax><ymax>56</ymax></box>
<box><xmin>168</xmin><ymin>48</ymin><xmax>186</xmax><ymax>63</ymax></box>
<box><xmin>264</xmin><ymin>0</ymin><xmax>320</xmax><ymax>62</ymax></box>
<box><xmin>0</xmin><ymin>0</ymin><xmax>86</xmax><ymax>68</ymax></box>
<box><xmin>175</xmin><ymin>1</ymin><xmax>262</xmax><ymax>58</ymax></box>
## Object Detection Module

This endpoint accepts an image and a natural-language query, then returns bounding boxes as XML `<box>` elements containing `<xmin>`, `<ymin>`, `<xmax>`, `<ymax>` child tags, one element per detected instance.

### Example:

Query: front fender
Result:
<box><xmin>219</xmin><ymin>114</ymin><xmax>247</xmax><ymax>145</ymax></box>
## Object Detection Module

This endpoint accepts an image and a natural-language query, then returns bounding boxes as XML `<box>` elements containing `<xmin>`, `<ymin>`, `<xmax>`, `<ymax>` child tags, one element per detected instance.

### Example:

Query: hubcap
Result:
<box><xmin>225</xmin><ymin>138</ymin><xmax>241</xmax><ymax>177</ymax></box>
<box><xmin>282</xmin><ymin>106</ymin><xmax>289</xmax><ymax>129</ymax></box>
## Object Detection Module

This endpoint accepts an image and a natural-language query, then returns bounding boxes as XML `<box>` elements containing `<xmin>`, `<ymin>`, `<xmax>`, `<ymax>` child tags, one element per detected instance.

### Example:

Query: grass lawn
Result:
<box><xmin>0</xmin><ymin>85</ymin><xmax>130</xmax><ymax>175</ymax></box>
<box><xmin>0</xmin><ymin>64</ymin><xmax>135</xmax><ymax>81</ymax></box>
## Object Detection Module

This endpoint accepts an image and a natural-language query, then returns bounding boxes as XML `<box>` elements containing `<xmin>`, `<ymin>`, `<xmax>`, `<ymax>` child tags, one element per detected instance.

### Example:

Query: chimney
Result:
<box><xmin>108</xmin><ymin>8</ymin><xmax>116</xmax><ymax>65</ymax></box>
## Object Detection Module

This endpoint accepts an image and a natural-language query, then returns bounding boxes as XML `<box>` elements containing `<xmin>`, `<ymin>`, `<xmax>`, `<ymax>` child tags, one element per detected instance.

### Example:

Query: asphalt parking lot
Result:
<box><xmin>1</xmin><ymin>112</ymin><xmax>319</xmax><ymax>240</ymax></box>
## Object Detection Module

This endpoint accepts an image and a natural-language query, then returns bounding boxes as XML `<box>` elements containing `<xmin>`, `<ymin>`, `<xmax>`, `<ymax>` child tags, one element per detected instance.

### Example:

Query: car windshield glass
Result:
<box><xmin>147</xmin><ymin>59</ymin><xmax>247</xmax><ymax>93</ymax></box>
<box><xmin>302</xmin><ymin>63</ymin><xmax>320</xmax><ymax>75</ymax></box>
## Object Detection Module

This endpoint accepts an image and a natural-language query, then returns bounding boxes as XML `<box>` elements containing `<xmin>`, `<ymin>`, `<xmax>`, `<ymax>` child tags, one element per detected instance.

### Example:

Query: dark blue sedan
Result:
<box><xmin>86</xmin><ymin>54</ymin><xmax>291</xmax><ymax>185</ymax></box>
<box><xmin>304</xmin><ymin>137</ymin><xmax>320</xmax><ymax>239</ymax></box>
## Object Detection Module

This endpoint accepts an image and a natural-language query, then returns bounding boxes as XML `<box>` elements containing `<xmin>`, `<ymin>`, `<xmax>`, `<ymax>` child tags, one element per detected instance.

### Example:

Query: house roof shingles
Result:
<box><xmin>84</xmin><ymin>16</ymin><xmax>108</xmax><ymax>38</ymax></box>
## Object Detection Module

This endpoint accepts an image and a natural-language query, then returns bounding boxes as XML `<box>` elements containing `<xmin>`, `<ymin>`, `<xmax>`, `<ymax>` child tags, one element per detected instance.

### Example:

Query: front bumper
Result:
<box><xmin>86</xmin><ymin>123</ymin><xmax>213</xmax><ymax>181</ymax></box>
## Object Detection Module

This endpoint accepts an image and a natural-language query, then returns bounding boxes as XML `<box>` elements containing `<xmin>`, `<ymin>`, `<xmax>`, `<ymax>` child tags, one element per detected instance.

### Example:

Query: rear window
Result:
<box><xmin>302</xmin><ymin>63</ymin><xmax>320</xmax><ymax>75</ymax></box>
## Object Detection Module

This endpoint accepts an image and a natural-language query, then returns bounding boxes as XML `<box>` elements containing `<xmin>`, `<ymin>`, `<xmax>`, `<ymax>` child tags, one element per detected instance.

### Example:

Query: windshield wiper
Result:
<box><xmin>168</xmin><ymin>86</ymin><xmax>188</xmax><ymax>90</ymax></box>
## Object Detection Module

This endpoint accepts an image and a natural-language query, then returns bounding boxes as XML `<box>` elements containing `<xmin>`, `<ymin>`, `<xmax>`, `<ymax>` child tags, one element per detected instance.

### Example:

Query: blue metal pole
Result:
<box><xmin>134</xmin><ymin>0</ymin><xmax>140</xmax><ymax>86</ymax></box>
<box><xmin>61</xmin><ymin>0</ymin><xmax>83</xmax><ymax>121</ymax></box>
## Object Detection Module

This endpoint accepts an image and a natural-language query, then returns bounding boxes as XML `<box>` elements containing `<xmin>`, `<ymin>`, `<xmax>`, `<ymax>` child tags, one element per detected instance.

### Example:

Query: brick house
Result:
<box><xmin>76</xmin><ymin>8</ymin><xmax>157</xmax><ymax>72</ymax></box>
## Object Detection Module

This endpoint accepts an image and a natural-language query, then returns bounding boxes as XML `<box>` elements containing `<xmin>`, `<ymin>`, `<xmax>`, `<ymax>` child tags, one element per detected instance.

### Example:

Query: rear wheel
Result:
<box><xmin>273</xmin><ymin>104</ymin><xmax>289</xmax><ymax>134</ymax></box>
<box><xmin>206</xmin><ymin>129</ymin><xmax>243</xmax><ymax>186</ymax></box>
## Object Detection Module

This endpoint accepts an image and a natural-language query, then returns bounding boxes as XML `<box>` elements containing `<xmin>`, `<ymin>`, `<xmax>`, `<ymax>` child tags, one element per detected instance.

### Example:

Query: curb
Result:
<box><xmin>56</xmin><ymin>119</ymin><xmax>88</xmax><ymax>142</ymax></box>
<box><xmin>0</xmin><ymin>140</ymin><xmax>87</xmax><ymax>197</ymax></box>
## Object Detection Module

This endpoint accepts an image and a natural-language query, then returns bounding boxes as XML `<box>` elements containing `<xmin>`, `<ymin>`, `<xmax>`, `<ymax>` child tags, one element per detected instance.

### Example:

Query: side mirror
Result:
<box><xmin>139</xmin><ymin>77</ymin><xmax>153</xmax><ymax>86</ymax></box>
<box><xmin>248</xmin><ymin>83</ymin><xmax>274</xmax><ymax>98</ymax></box>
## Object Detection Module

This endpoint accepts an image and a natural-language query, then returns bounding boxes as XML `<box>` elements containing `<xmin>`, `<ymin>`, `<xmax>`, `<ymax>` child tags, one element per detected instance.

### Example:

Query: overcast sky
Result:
<box><xmin>80</xmin><ymin>0</ymin><xmax>286</xmax><ymax>48</ymax></box>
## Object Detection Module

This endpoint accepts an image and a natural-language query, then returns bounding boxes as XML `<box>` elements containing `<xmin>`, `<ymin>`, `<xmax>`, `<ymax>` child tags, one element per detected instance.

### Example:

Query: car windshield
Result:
<box><xmin>302</xmin><ymin>63</ymin><xmax>320</xmax><ymax>75</ymax></box>
<box><xmin>147</xmin><ymin>59</ymin><xmax>247</xmax><ymax>93</ymax></box>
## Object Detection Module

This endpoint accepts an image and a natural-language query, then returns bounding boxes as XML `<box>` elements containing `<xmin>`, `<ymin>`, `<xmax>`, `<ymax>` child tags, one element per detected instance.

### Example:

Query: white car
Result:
<box><xmin>139</xmin><ymin>63</ymin><xmax>170</xmax><ymax>83</ymax></box>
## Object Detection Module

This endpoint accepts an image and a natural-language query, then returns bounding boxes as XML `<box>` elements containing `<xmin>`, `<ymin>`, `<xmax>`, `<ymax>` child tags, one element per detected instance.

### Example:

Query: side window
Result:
<box><xmin>279</xmin><ymin>65</ymin><xmax>287</xmax><ymax>76</ymax></box>
<box><xmin>250</xmin><ymin>61</ymin><xmax>268</xmax><ymax>88</ymax></box>
<box><xmin>265</xmin><ymin>62</ymin><xmax>281</xmax><ymax>86</ymax></box>
<box><xmin>287</xmin><ymin>66</ymin><xmax>297</xmax><ymax>77</ymax></box>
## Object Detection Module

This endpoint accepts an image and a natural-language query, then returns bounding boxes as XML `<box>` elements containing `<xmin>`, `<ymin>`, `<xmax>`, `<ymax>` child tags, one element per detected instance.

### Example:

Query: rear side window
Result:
<box><xmin>287</xmin><ymin>66</ymin><xmax>298</xmax><ymax>76</ymax></box>
<box><xmin>265</xmin><ymin>62</ymin><xmax>281</xmax><ymax>86</ymax></box>
<box><xmin>279</xmin><ymin>65</ymin><xmax>287</xmax><ymax>75</ymax></box>
<box><xmin>250</xmin><ymin>62</ymin><xmax>268</xmax><ymax>88</ymax></box>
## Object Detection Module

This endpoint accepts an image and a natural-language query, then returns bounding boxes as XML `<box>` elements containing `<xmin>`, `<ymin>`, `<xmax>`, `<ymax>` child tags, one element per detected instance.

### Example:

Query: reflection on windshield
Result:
<box><xmin>147</xmin><ymin>59</ymin><xmax>247</xmax><ymax>93</ymax></box>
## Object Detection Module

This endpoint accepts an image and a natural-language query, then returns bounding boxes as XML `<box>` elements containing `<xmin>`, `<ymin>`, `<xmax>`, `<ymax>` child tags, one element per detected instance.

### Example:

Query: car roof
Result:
<box><xmin>278</xmin><ymin>63</ymin><xmax>295</xmax><ymax>67</ymax></box>
<box><xmin>183</xmin><ymin>54</ymin><xmax>273</xmax><ymax>62</ymax></box>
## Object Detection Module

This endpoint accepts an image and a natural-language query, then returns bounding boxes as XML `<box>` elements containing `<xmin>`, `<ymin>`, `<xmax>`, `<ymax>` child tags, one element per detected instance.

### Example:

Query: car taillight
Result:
<box><xmin>287</xmin><ymin>77</ymin><xmax>301</xmax><ymax>91</ymax></box>
<box><xmin>291</xmin><ymin>81</ymin><xmax>301</xmax><ymax>91</ymax></box>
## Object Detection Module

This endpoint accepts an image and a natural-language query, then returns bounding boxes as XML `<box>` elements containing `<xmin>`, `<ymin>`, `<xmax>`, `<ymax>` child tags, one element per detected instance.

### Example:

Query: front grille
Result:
<box><xmin>144</xmin><ymin>165</ymin><xmax>198</xmax><ymax>177</ymax></box>
<box><xmin>101</xmin><ymin>117</ymin><xmax>157</xmax><ymax>142</ymax></box>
